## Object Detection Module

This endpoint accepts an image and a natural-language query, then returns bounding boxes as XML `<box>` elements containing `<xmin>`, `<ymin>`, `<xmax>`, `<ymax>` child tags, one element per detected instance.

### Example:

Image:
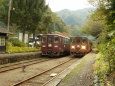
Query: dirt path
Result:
<box><xmin>58</xmin><ymin>53</ymin><xmax>96</xmax><ymax>86</ymax></box>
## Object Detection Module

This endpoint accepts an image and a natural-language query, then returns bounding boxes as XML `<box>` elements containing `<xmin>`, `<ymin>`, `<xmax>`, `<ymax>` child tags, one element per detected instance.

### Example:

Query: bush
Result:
<box><xmin>9</xmin><ymin>38</ymin><xmax>26</xmax><ymax>47</ymax></box>
<box><xmin>6</xmin><ymin>41</ymin><xmax>13</xmax><ymax>47</ymax></box>
<box><xmin>7</xmin><ymin>47</ymin><xmax>39</xmax><ymax>54</ymax></box>
<box><xmin>94</xmin><ymin>39</ymin><xmax>115</xmax><ymax>85</ymax></box>
<box><xmin>94</xmin><ymin>53</ymin><xmax>109</xmax><ymax>83</ymax></box>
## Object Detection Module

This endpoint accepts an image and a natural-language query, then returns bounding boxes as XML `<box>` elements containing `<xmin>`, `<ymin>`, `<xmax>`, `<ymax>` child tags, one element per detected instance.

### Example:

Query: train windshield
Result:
<box><xmin>48</xmin><ymin>37</ymin><xmax>53</xmax><ymax>43</ymax></box>
<box><xmin>82</xmin><ymin>38</ymin><xmax>87</xmax><ymax>44</ymax></box>
<box><xmin>42</xmin><ymin>36</ymin><xmax>47</xmax><ymax>43</ymax></box>
<box><xmin>71</xmin><ymin>38</ymin><xmax>76</xmax><ymax>43</ymax></box>
<box><xmin>54</xmin><ymin>36</ymin><xmax>60</xmax><ymax>43</ymax></box>
<box><xmin>76</xmin><ymin>39</ymin><xmax>81</xmax><ymax>43</ymax></box>
<box><xmin>71</xmin><ymin>38</ymin><xmax>81</xmax><ymax>43</ymax></box>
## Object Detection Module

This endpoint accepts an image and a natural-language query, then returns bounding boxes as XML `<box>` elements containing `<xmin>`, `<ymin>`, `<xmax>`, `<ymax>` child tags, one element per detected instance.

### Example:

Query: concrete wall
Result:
<box><xmin>0</xmin><ymin>52</ymin><xmax>40</xmax><ymax>65</ymax></box>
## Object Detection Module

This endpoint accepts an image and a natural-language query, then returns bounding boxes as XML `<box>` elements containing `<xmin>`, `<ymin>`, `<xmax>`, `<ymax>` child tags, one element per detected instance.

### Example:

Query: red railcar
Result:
<box><xmin>40</xmin><ymin>34</ymin><xmax>70</xmax><ymax>56</ymax></box>
<box><xmin>70</xmin><ymin>37</ymin><xmax>92</xmax><ymax>56</ymax></box>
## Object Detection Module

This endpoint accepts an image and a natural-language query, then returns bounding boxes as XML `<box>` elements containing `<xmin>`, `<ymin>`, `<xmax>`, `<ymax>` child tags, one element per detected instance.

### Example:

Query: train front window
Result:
<box><xmin>71</xmin><ymin>38</ymin><xmax>75</xmax><ymax>43</ymax></box>
<box><xmin>48</xmin><ymin>37</ymin><xmax>52</xmax><ymax>43</ymax></box>
<box><xmin>71</xmin><ymin>38</ymin><xmax>81</xmax><ymax>43</ymax></box>
<box><xmin>42</xmin><ymin>36</ymin><xmax>47</xmax><ymax>43</ymax></box>
<box><xmin>54</xmin><ymin>36</ymin><xmax>60</xmax><ymax>43</ymax></box>
<box><xmin>76</xmin><ymin>39</ymin><xmax>80</xmax><ymax>43</ymax></box>
<box><xmin>82</xmin><ymin>39</ymin><xmax>87</xmax><ymax>44</ymax></box>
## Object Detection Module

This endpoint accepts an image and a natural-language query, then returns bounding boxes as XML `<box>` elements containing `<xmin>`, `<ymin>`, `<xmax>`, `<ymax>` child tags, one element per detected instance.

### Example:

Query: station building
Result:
<box><xmin>0</xmin><ymin>28</ymin><xmax>9</xmax><ymax>53</ymax></box>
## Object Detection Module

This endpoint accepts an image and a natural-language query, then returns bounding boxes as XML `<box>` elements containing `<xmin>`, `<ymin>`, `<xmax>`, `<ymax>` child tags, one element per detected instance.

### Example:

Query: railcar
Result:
<box><xmin>70</xmin><ymin>37</ymin><xmax>92</xmax><ymax>56</ymax></box>
<box><xmin>39</xmin><ymin>34</ymin><xmax>70</xmax><ymax>56</ymax></box>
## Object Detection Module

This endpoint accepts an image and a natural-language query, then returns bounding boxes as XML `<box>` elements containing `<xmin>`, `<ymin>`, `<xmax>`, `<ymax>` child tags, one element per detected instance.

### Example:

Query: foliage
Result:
<box><xmin>87</xmin><ymin>0</ymin><xmax>115</xmax><ymax>85</ymax></box>
<box><xmin>94</xmin><ymin>41</ymin><xmax>115</xmax><ymax>84</ymax></box>
<box><xmin>82</xmin><ymin>7</ymin><xmax>106</xmax><ymax>37</ymax></box>
<box><xmin>0</xmin><ymin>0</ymin><xmax>9</xmax><ymax>25</ymax></box>
<box><xmin>9</xmin><ymin>38</ymin><xmax>26</xmax><ymax>47</ymax></box>
<box><xmin>7</xmin><ymin>46</ymin><xmax>39</xmax><ymax>54</ymax></box>
<box><xmin>6</xmin><ymin>41</ymin><xmax>13</xmax><ymax>47</ymax></box>
<box><xmin>47</xmin><ymin>12</ymin><xmax>70</xmax><ymax>34</ymax></box>
<box><xmin>0</xmin><ymin>0</ymin><xmax>49</xmax><ymax>43</ymax></box>
<box><xmin>10</xmin><ymin>0</ymin><xmax>48</xmax><ymax>33</ymax></box>
<box><xmin>0</xmin><ymin>0</ymin><xmax>70</xmax><ymax>39</ymax></box>
<box><xmin>57</xmin><ymin>8</ymin><xmax>95</xmax><ymax>36</ymax></box>
<box><xmin>94</xmin><ymin>53</ymin><xmax>109</xmax><ymax>84</ymax></box>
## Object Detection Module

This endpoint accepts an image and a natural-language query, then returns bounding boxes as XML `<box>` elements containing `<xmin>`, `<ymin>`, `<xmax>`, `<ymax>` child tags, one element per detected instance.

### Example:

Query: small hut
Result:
<box><xmin>0</xmin><ymin>28</ymin><xmax>9</xmax><ymax>53</ymax></box>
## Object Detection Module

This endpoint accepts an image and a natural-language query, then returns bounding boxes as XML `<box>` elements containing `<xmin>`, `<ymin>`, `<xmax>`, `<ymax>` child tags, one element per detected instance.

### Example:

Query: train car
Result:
<box><xmin>70</xmin><ymin>36</ymin><xmax>92</xmax><ymax>56</ymax></box>
<box><xmin>39</xmin><ymin>34</ymin><xmax>70</xmax><ymax>56</ymax></box>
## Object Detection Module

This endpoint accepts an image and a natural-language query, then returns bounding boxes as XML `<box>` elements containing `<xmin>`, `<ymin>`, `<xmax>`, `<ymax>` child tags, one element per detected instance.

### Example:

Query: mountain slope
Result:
<box><xmin>57</xmin><ymin>8</ymin><xmax>95</xmax><ymax>26</ymax></box>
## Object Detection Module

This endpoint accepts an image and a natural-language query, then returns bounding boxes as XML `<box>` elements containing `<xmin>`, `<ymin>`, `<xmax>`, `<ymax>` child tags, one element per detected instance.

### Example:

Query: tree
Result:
<box><xmin>0</xmin><ymin>0</ymin><xmax>49</xmax><ymax>42</ymax></box>
<box><xmin>0</xmin><ymin>0</ymin><xmax>70</xmax><ymax>42</ymax></box>
<box><xmin>0</xmin><ymin>0</ymin><xmax>9</xmax><ymax>25</ymax></box>
<box><xmin>10</xmin><ymin>0</ymin><xmax>48</xmax><ymax>42</ymax></box>
<box><xmin>47</xmin><ymin>12</ymin><xmax>70</xmax><ymax>34</ymax></box>
<box><xmin>87</xmin><ymin>0</ymin><xmax>115</xmax><ymax>85</ymax></box>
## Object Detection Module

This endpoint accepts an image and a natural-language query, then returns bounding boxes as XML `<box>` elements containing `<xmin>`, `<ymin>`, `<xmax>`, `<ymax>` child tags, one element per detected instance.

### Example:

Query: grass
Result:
<box><xmin>61</xmin><ymin>53</ymin><xmax>96</xmax><ymax>83</ymax></box>
<box><xmin>6</xmin><ymin>47</ymin><xmax>39</xmax><ymax>54</ymax></box>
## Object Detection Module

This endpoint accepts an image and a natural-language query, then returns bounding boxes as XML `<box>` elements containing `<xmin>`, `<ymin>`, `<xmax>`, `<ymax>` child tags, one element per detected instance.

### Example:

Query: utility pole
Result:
<box><xmin>7</xmin><ymin>0</ymin><xmax>12</xmax><ymax>32</ymax></box>
<box><xmin>54</xmin><ymin>22</ymin><xmax>55</xmax><ymax>32</ymax></box>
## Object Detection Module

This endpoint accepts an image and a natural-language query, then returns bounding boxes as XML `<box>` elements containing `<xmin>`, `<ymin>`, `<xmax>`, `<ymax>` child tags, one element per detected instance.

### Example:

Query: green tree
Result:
<box><xmin>10</xmin><ymin>0</ymin><xmax>48</xmax><ymax>42</ymax></box>
<box><xmin>47</xmin><ymin>12</ymin><xmax>70</xmax><ymax>34</ymax></box>
<box><xmin>87</xmin><ymin>0</ymin><xmax>115</xmax><ymax>85</ymax></box>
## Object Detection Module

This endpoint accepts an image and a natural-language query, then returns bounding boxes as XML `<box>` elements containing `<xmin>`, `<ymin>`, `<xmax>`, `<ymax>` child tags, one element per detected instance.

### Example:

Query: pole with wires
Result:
<box><xmin>7</xmin><ymin>0</ymin><xmax>12</xmax><ymax>32</ymax></box>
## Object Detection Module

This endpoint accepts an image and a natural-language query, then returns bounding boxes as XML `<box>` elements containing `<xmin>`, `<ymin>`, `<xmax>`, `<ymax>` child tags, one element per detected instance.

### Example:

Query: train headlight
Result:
<box><xmin>48</xmin><ymin>44</ymin><xmax>52</xmax><ymax>47</ymax></box>
<box><xmin>42</xmin><ymin>45</ymin><xmax>46</xmax><ymax>47</ymax></box>
<box><xmin>54</xmin><ymin>45</ymin><xmax>58</xmax><ymax>48</ymax></box>
<box><xmin>81</xmin><ymin>45</ymin><xmax>86</xmax><ymax>49</ymax></box>
<box><xmin>71</xmin><ymin>46</ymin><xmax>75</xmax><ymax>49</ymax></box>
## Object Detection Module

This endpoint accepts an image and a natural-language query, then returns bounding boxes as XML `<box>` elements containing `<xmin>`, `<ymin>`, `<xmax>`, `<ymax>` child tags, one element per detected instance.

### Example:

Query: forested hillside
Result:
<box><xmin>57</xmin><ymin>8</ymin><xmax>95</xmax><ymax>37</ymax></box>
<box><xmin>57</xmin><ymin>8</ymin><xmax>95</xmax><ymax>26</ymax></box>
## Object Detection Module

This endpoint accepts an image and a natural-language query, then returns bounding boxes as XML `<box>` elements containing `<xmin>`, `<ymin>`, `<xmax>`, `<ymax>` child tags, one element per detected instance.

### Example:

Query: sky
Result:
<box><xmin>46</xmin><ymin>0</ymin><xmax>93</xmax><ymax>12</ymax></box>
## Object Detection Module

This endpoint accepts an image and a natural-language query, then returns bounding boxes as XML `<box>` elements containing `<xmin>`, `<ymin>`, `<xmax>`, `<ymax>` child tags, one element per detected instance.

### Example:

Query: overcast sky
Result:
<box><xmin>46</xmin><ymin>0</ymin><xmax>93</xmax><ymax>12</ymax></box>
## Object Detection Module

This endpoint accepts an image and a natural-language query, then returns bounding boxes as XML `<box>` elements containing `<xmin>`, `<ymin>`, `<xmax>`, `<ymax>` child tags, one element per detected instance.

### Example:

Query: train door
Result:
<box><xmin>75</xmin><ymin>37</ymin><xmax>81</xmax><ymax>52</ymax></box>
<box><xmin>41</xmin><ymin>35</ymin><xmax>47</xmax><ymax>53</ymax></box>
<box><xmin>47</xmin><ymin>35</ymin><xmax>53</xmax><ymax>51</ymax></box>
<box><xmin>53</xmin><ymin>35</ymin><xmax>60</xmax><ymax>52</ymax></box>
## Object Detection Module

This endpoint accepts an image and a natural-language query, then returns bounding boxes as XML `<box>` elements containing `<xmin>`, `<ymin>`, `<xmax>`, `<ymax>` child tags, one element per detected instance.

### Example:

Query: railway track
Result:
<box><xmin>12</xmin><ymin>57</ymin><xmax>79</xmax><ymax>86</ymax></box>
<box><xmin>0</xmin><ymin>58</ymin><xmax>52</xmax><ymax>73</ymax></box>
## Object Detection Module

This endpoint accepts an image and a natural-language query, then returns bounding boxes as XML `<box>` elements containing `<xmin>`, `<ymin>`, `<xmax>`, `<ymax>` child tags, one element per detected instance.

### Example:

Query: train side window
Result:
<box><xmin>64</xmin><ymin>38</ymin><xmax>66</xmax><ymax>44</ymax></box>
<box><xmin>62</xmin><ymin>38</ymin><xmax>65</xmax><ymax>43</ymax></box>
<box><xmin>68</xmin><ymin>39</ymin><xmax>70</xmax><ymax>43</ymax></box>
<box><xmin>66</xmin><ymin>38</ymin><xmax>69</xmax><ymax>44</ymax></box>
<box><xmin>70</xmin><ymin>38</ymin><xmax>74</xmax><ymax>43</ymax></box>
<box><xmin>54</xmin><ymin>36</ymin><xmax>60</xmax><ymax>43</ymax></box>
<box><xmin>48</xmin><ymin>37</ymin><xmax>52</xmax><ymax>43</ymax></box>
<box><xmin>42</xmin><ymin>36</ymin><xmax>47</xmax><ymax>43</ymax></box>
<box><xmin>65</xmin><ymin>38</ymin><xmax>67</xmax><ymax>44</ymax></box>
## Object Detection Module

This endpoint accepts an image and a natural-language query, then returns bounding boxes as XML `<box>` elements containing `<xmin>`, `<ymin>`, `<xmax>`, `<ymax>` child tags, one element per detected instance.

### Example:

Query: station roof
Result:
<box><xmin>0</xmin><ymin>27</ymin><xmax>10</xmax><ymax>34</ymax></box>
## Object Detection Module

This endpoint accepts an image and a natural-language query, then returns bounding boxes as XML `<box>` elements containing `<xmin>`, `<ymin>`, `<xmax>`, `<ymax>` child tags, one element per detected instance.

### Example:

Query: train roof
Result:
<box><xmin>38</xmin><ymin>34</ymin><xmax>70</xmax><ymax>39</ymax></box>
<box><xmin>70</xmin><ymin>36</ymin><xmax>88</xmax><ymax>39</ymax></box>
